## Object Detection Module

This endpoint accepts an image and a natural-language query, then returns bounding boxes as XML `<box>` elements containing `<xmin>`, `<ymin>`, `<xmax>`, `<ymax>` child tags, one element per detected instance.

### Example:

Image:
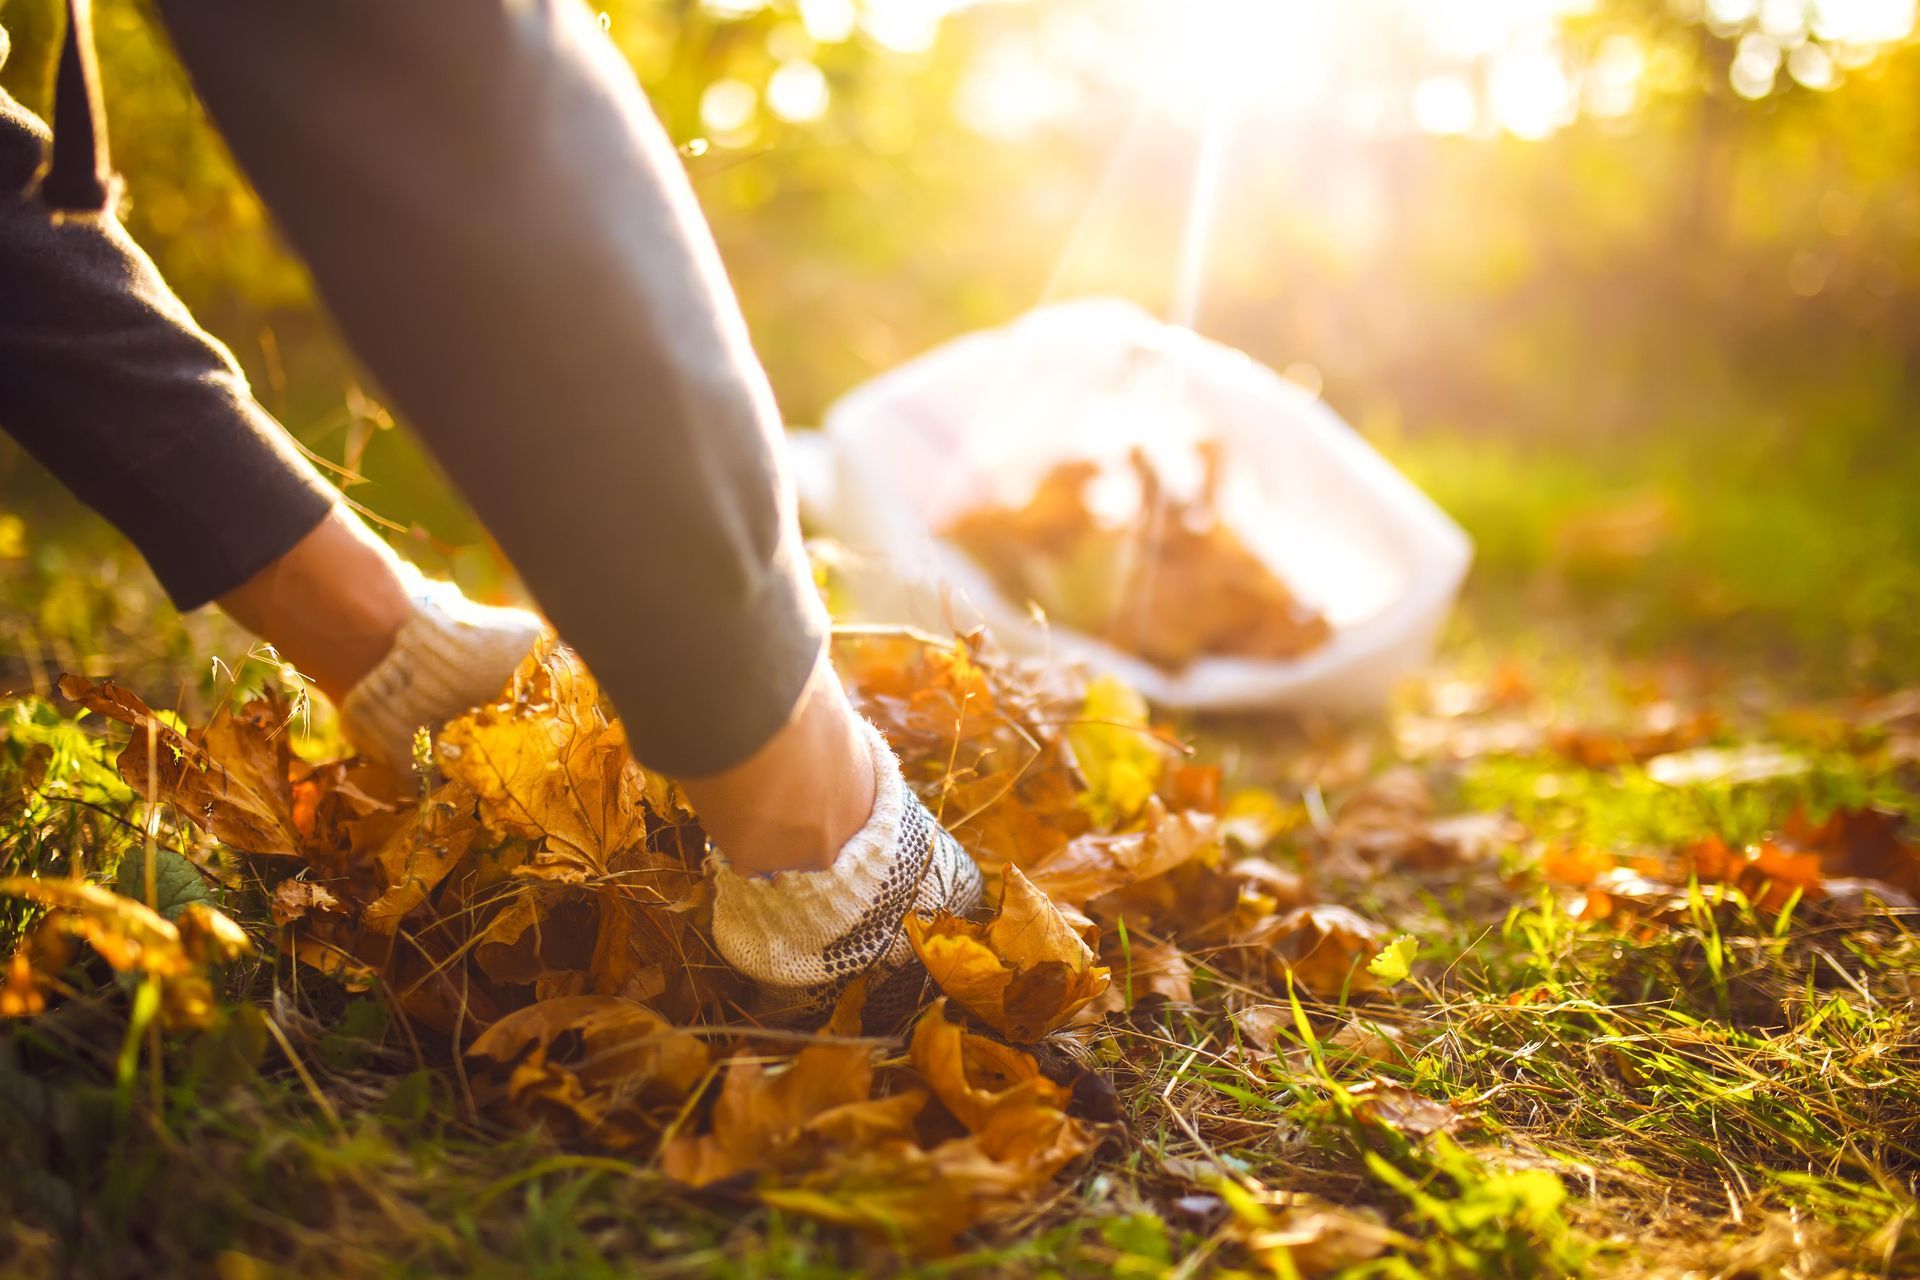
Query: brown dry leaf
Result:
<box><xmin>908</xmin><ymin>865</ymin><xmax>1110</xmax><ymax>1040</ymax></box>
<box><xmin>1577</xmin><ymin>867</ymin><xmax>1694</xmax><ymax>922</ymax></box>
<box><xmin>290</xmin><ymin>935</ymin><xmax>379</xmax><ymax>990</ymax></box>
<box><xmin>703</xmin><ymin>1003</ymin><xmax>1093</xmax><ymax>1255</ymax></box>
<box><xmin>1784</xmin><ymin>805</ymin><xmax>1920</xmax><ymax>895</ymax></box>
<box><xmin>1348</xmin><ymin>1078</ymin><xmax>1460</xmax><ymax>1138</ymax></box>
<box><xmin>359</xmin><ymin>781</ymin><xmax>482</xmax><ymax>933</ymax></box>
<box><xmin>1083</xmin><ymin>937</ymin><xmax>1192</xmax><ymax>1018</ymax></box>
<box><xmin>1023</xmin><ymin>800</ymin><xmax>1217</xmax><ymax>906</ymax></box>
<box><xmin>472</xmin><ymin>888</ymin><xmax>598</xmax><ymax>992</ymax></box>
<box><xmin>758</xmin><ymin>1139</ymin><xmax>1031</xmax><ymax>1255</ymax></box>
<box><xmin>586</xmin><ymin>884</ymin><xmax>671</xmax><ymax>1007</ymax></box>
<box><xmin>838</xmin><ymin>632</ymin><xmax>1021</xmax><ymax>785</ymax></box>
<box><xmin>1325</xmin><ymin>1018</ymin><xmax>1406</xmax><ymax>1066</ymax></box>
<box><xmin>270</xmin><ymin>878</ymin><xmax>344</xmax><ymax>927</ymax></box>
<box><xmin>1332</xmin><ymin>768</ymin><xmax>1519</xmax><ymax>869</ymax></box>
<box><xmin>290</xmin><ymin>757</ymin><xmax>401</xmax><ymax>852</ymax></box>
<box><xmin>1106</xmin><ymin>938</ymin><xmax>1194</xmax><ymax>1008</ymax></box>
<box><xmin>907</xmin><ymin>1000</ymin><xmax>1093</xmax><ymax>1186</ymax></box>
<box><xmin>944</xmin><ymin>446</ymin><xmax>1331</xmax><ymax>670</ymax></box>
<box><xmin>1246</xmin><ymin>1202</ymin><xmax>1398</xmax><ymax>1276</ymax></box>
<box><xmin>1550</xmin><ymin>703</ymin><xmax>1718</xmax><ymax>768</ymax></box>
<box><xmin>1243</xmin><ymin>904</ymin><xmax>1389</xmax><ymax>996</ymax></box>
<box><xmin>1230</xmin><ymin>1003</ymin><xmax>1292</xmax><ymax>1054</ymax></box>
<box><xmin>1230</xmin><ymin>857</ymin><xmax>1311</xmax><ymax>911</ymax></box>
<box><xmin>661</xmin><ymin>1042</ymin><xmax>924</xmax><ymax>1187</ymax></box>
<box><xmin>587</xmin><ymin>858</ymin><xmax>743</xmax><ymax>1023</ymax></box>
<box><xmin>912</xmin><ymin>1001</ymin><xmax>1052</xmax><ymax>1130</ymax></box>
<box><xmin>60</xmin><ymin>675</ymin><xmax>303</xmax><ymax>858</ymax></box>
<box><xmin>940</xmin><ymin>770</ymin><xmax>1078</xmax><ymax>872</ymax></box>
<box><xmin>468</xmin><ymin>996</ymin><xmax>708</xmax><ymax>1149</ymax></box>
<box><xmin>835</xmin><ymin>630</ymin><xmax>1093</xmax><ymax>880</ymax></box>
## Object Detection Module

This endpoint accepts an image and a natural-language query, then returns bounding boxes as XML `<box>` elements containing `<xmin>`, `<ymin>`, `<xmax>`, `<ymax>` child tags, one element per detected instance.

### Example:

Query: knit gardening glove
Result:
<box><xmin>338</xmin><ymin>565</ymin><xmax>546</xmax><ymax>771</ymax></box>
<box><xmin>708</xmin><ymin>719</ymin><xmax>985</xmax><ymax>1030</ymax></box>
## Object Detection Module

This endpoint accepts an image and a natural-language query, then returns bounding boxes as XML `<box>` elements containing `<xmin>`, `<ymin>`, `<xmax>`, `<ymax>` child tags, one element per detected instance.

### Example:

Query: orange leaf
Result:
<box><xmin>60</xmin><ymin>676</ymin><xmax>304</xmax><ymax>858</ymax></box>
<box><xmin>1784</xmin><ymin>805</ymin><xmax>1920</xmax><ymax>894</ymax></box>
<box><xmin>661</xmin><ymin>1042</ymin><xmax>924</xmax><ymax>1187</ymax></box>
<box><xmin>1</xmin><ymin>947</ymin><xmax>44</xmax><ymax>1018</ymax></box>
<box><xmin>746</xmin><ymin>1002</ymin><xmax>1093</xmax><ymax>1253</ymax></box>
<box><xmin>1023</xmin><ymin>802</ymin><xmax>1217</xmax><ymax>906</ymax></box>
<box><xmin>1683</xmin><ymin>834</ymin><xmax>1823</xmax><ymax>910</ymax></box>
<box><xmin>1241</xmin><ymin>904</ymin><xmax>1390</xmax><ymax>995</ymax></box>
<box><xmin>907</xmin><ymin>865</ymin><xmax>1110</xmax><ymax>1040</ymax></box>
<box><xmin>468</xmin><ymin>996</ymin><xmax>708</xmax><ymax>1149</ymax></box>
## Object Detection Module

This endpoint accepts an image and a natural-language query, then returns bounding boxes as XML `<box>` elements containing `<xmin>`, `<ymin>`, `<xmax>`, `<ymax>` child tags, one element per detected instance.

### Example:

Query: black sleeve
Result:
<box><xmin>0</xmin><ymin>85</ymin><xmax>335</xmax><ymax>609</ymax></box>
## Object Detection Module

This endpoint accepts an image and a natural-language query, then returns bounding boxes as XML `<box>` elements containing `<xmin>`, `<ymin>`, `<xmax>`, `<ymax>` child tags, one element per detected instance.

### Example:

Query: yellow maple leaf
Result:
<box><xmin>436</xmin><ymin>644</ymin><xmax>650</xmax><ymax>875</ymax></box>
<box><xmin>1065</xmin><ymin>674</ymin><xmax>1164</xmax><ymax>827</ymax></box>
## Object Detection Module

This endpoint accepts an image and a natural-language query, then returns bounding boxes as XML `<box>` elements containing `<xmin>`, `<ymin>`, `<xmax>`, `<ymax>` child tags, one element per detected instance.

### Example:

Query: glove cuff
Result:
<box><xmin>338</xmin><ymin>565</ymin><xmax>545</xmax><ymax>769</ymax></box>
<box><xmin>709</xmin><ymin>719</ymin><xmax>983</xmax><ymax>1021</ymax></box>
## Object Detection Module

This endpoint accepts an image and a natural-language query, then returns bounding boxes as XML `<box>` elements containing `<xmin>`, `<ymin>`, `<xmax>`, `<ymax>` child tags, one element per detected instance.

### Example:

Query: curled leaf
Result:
<box><xmin>1348</xmin><ymin>1078</ymin><xmax>1460</xmax><ymax>1138</ymax></box>
<box><xmin>0</xmin><ymin>876</ymin><xmax>250</xmax><ymax>1029</ymax></box>
<box><xmin>757</xmin><ymin>1002</ymin><xmax>1095</xmax><ymax>1253</ymax></box>
<box><xmin>61</xmin><ymin>675</ymin><xmax>304</xmax><ymax>858</ymax></box>
<box><xmin>1</xmin><ymin>947</ymin><xmax>45</xmax><ymax>1017</ymax></box>
<box><xmin>270</xmin><ymin>878</ymin><xmax>345</xmax><ymax>927</ymax></box>
<box><xmin>1242</xmin><ymin>904</ymin><xmax>1390</xmax><ymax>995</ymax></box>
<box><xmin>908</xmin><ymin>866</ymin><xmax>1110</xmax><ymax>1040</ymax></box>
<box><xmin>1023</xmin><ymin>800</ymin><xmax>1216</xmax><ymax>906</ymax></box>
<box><xmin>0</xmin><ymin>876</ymin><xmax>191</xmax><ymax>977</ymax></box>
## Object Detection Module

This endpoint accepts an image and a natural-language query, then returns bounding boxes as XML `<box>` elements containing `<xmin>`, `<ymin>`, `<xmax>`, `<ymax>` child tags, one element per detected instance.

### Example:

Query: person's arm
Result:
<box><xmin>152</xmin><ymin>0</ymin><xmax>826</xmax><ymax>780</ymax></box>
<box><xmin>0</xmin><ymin>84</ymin><xmax>337</xmax><ymax>610</ymax></box>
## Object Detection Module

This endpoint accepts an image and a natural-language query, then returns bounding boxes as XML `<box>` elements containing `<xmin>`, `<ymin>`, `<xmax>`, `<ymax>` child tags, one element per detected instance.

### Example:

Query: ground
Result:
<box><xmin>0</xmin><ymin>426</ymin><xmax>1916</xmax><ymax>1279</ymax></box>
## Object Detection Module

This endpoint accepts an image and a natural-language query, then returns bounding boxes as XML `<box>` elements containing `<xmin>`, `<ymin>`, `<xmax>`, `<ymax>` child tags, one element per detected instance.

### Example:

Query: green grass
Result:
<box><xmin>2</xmin><ymin>423</ymin><xmax>1918</xmax><ymax>1277</ymax></box>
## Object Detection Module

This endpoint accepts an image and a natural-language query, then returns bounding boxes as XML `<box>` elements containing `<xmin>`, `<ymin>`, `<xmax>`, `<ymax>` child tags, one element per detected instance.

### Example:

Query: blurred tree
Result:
<box><xmin>0</xmin><ymin>0</ymin><xmax>1915</xmax><ymax>575</ymax></box>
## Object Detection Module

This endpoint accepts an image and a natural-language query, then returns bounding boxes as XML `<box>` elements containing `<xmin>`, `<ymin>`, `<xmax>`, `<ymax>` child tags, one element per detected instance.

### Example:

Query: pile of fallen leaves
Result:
<box><xmin>9</xmin><ymin>631</ymin><xmax>1919</xmax><ymax>1261</ymax></box>
<box><xmin>944</xmin><ymin>444</ymin><xmax>1331</xmax><ymax>670</ymax></box>
<box><xmin>3</xmin><ymin>630</ymin><xmax>1387</xmax><ymax>1253</ymax></box>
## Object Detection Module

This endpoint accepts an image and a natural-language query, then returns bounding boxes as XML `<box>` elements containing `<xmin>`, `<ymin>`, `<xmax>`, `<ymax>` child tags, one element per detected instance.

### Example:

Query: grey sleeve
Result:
<box><xmin>0</xmin><ymin>85</ymin><xmax>336</xmax><ymax>609</ymax></box>
<box><xmin>152</xmin><ymin>0</ymin><xmax>828</xmax><ymax>776</ymax></box>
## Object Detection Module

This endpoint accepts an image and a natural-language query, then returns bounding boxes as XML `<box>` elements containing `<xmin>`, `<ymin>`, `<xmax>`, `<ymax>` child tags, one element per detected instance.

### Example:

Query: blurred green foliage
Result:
<box><xmin>2</xmin><ymin>0</ymin><xmax>1917</xmax><ymax>689</ymax></box>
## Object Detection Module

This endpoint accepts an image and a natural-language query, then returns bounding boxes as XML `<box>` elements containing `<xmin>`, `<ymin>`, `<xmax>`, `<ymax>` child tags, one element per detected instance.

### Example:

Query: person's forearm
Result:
<box><xmin>154</xmin><ymin>0</ymin><xmax>825</xmax><ymax>778</ymax></box>
<box><xmin>0</xmin><ymin>86</ymin><xmax>336</xmax><ymax>609</ymax></box>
